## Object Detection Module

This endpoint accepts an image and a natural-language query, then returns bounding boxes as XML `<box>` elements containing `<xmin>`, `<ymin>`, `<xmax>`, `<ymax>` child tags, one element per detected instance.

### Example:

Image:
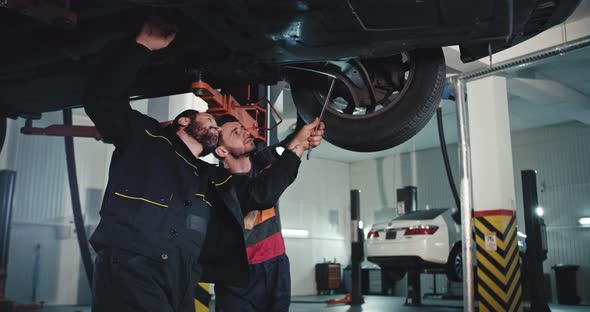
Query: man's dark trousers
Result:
<box><xmin>215</xmin><ymin>254</ymin><xmax>290</xmax><ymax>312</ymax></box>
<box><xmin>92</xmin><ymin>247</ymin><xmax>199</xmax><ymax>312</ymax></box>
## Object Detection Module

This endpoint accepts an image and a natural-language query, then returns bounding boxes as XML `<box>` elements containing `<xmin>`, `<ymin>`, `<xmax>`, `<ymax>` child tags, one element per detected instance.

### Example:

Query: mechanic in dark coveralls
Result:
<box><xmin>85</xmin><ymin>20</ymin><xmax>315</xmax><ymax>312</ymax></box>
<box><xmin>213</xmin><ymin>115</ymin><xmax>325</xmax><ymax>311</ymax></box>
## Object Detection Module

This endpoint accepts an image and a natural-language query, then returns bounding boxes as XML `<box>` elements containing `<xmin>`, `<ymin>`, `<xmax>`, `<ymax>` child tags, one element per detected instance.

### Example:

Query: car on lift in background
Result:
<box><xmin>0</xmin><ymin>0</ymin><xmax>581</xmax><ymax>154</ymax></box>
<box><xmin>367</xmin><ymin>208</ymin><xmax>464</xmax><ymax>282</ymax></box>
<box><xmin>367</xmin><ymin>208</ymin><xmax>527</xmax><ymax>283</ymax></box>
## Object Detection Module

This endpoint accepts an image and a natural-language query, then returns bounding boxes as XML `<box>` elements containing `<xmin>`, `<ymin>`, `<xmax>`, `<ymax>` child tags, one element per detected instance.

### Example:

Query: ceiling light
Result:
<box><xmin>535</xmin><ymin>207</ymin><xmax>544</xmax><ymax>217</ymax></box>
<box><xmin>282</xmin><ymin>229</ymin><xmax>309</xmax><ymax>237</ymax></box>
<box><xmin>579</xmin><ymin>218</ymin><xmax>590</xmax><ymax>226</ymax></box>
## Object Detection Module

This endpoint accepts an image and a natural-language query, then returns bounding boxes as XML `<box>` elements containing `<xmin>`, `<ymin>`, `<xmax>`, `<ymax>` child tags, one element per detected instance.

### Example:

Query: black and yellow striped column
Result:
<box><xmin>475</xmin><ymin>210</ymin><xmax>523</xmax><ymax>312</ymax></box>
<box><xmin>194</xmin><ymin>282</ymin><xmax>211</xmax><ymax>312</ymax></box>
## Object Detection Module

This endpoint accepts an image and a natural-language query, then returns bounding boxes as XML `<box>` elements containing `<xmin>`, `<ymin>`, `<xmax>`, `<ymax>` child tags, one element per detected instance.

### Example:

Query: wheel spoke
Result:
<box><xmin>352</xmin><ymin>59</ymin><xmax>378</xmax><ymax>106</ymax></box>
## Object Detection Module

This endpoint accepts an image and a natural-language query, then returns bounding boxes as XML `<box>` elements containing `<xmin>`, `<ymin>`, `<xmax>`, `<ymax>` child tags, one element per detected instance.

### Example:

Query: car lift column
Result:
<box><xmin>399</xmin><ymin>186</ymin><xmax>421</xmax><ymax>306</ymax></box>
<box><xmin>465</xmin><ymin>76</ymin><xmax>523</xmax><ymax>312</ymax></box>
<box><xmin>521</xmin><ymin>170</ymin><xmax>550</xmax><ymax>312</ymax></box>
<box><xmin>350</xmin><ymin>190</ymin><xmax>364</xmax><ymax>306</ymax></box>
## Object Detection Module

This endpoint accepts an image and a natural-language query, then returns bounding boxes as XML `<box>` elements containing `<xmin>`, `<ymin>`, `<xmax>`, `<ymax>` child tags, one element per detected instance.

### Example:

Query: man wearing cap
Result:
<box><xmin>85</xmin><ymin>20</ymin><xmax>312</xmax><ymax>312</ymax></box>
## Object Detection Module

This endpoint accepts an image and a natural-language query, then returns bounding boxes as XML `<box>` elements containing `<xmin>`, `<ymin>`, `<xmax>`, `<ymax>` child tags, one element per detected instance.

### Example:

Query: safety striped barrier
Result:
<box><xmin>195</xmin><ymin>282</ymin><xmax>211</xmax><ymax>312</ymax></box>
<box><xmin>475</xmin><ymin>210</ymin><xmax>523</xmax><ymax>312</ymax></box>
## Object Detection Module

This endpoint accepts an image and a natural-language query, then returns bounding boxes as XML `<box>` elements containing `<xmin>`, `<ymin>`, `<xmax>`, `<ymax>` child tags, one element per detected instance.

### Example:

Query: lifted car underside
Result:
<box><xmin>0</xmin><ymin>0</ymin><xmax>581</xmax><ymax>151</ymax></box>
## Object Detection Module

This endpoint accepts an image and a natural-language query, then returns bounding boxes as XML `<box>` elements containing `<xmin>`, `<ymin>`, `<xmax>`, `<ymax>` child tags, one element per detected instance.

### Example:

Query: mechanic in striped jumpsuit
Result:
<box><xmin>212</xmin><ymin>114</ymin><xmax>324</xmax><ymax>311</ymax></box>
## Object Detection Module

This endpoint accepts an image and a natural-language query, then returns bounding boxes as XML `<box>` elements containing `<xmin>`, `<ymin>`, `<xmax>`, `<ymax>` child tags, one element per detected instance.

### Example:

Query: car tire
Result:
<box><xmin>289</xmin><ymin>48</ymin><xmax>446</xmax><ymax>152</ymax></box>
<box><xmin>446</xmin><ymin>243</ymin><xmax>463</xmax><ymax>282</ymax></box>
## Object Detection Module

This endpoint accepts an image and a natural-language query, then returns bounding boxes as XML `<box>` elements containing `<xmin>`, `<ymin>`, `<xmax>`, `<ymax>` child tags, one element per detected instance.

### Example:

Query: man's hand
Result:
<box><xmin>286</xmin><ymin>118</ymin><xmax>325</xmax><ymax>157</ymax></box>
<box><xmin>308</xmin><ymin>120</ymin><xmax>325</xmax><ymax>148</ymax></box>
<box><xmin>136</xmin><ymin>21</ymin><xmax>176</xmax><ymax>51</ymax></box>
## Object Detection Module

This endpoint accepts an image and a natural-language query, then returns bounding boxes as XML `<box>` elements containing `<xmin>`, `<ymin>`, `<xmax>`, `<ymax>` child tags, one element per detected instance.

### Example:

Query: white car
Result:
<box><xmin>366</xmin><ymin>208</ymin><xmax>463</xmax><ymax>281</ymax></box>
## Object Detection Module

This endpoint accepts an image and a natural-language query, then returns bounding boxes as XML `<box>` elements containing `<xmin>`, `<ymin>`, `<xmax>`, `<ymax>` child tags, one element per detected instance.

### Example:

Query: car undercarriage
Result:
<box><xmin>0</xmin><ymin>0</ymin><xmax>581</xmax><ymax>151</ymax></box>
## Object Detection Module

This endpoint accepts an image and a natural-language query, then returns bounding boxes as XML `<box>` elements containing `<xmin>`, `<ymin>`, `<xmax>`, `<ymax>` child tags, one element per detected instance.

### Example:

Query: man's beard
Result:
<box><xmin>229</xmin><ymin>149</ymin><xmax>252</xmax><ymax>159</ymax></box>
<box><xmin>185</xmin><ymin>119</ymin><xmax>218</xmax><ymax>154</ymax></box>
<box><xmin>229</xmin><ymin>138</ymin><xmax>256</xmax><ymax>159</ymax></box>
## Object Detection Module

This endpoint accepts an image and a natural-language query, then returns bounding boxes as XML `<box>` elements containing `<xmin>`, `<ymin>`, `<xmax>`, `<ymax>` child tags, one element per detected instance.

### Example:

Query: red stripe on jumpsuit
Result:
<box><xmin>246</xmin><ymin>232</ymin><xmax>286</xmax><ymax>264</ymax></box>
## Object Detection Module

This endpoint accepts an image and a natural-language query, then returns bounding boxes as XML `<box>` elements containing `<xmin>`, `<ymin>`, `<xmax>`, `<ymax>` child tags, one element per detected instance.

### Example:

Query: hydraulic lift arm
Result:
<box><xmin>20</xmin><ymin>80</ymin><xmax>282</xmax><ymax>141</ymax></box>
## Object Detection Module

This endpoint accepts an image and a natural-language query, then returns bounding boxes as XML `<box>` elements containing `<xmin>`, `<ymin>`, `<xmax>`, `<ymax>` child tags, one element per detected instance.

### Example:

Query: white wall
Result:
<box><xmin>3</xmin><ymin>110</ymin><xmax>109</xmax><ymax>224</ymax></box>
<box><xmin>280</xmin><ymin>157</ymin><xmax>351</xmax><ymax>296</ymax></box>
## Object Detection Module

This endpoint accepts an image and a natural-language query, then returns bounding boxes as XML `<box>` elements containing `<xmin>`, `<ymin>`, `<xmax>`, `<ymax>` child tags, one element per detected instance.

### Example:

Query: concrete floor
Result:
<box><xmin>36</xmin><ymin>296</ymin><xmax>590</xmax><ymax>311</ymax></box>
<box><xmin>287</xmin><ymin>296</ymin><xmax>590</xmax><ymax>312</ymax></box>
<box><xmin>288</xmin><ymin>295</ymin><xmax>464</xmax><ymax>312</ymax></box>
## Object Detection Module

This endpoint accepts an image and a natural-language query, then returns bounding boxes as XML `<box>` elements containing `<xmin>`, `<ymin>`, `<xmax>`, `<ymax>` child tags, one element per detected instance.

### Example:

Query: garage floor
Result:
<box><xmin>287</xmin><ymin>296</ymin><xmax>590</xmax><ymax>312</ymax></box>
<box><xmin>36</xmin><ymin>296</ymin><xmax>590</xmax><ymax>311</ymax></box>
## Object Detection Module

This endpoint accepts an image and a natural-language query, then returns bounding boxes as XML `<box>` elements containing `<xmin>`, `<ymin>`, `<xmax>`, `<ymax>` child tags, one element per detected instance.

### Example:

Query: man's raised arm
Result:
<box><xmin>83</xmin><ymin>22</ymin><xmax>175</xmax><ymax>146</ymax></box>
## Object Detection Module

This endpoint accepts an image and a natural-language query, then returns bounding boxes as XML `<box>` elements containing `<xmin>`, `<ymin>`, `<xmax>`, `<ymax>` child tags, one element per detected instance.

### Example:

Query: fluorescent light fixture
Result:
<box><xmin>282</xmin><ymin>229</ymin><xmax>309</xmax><ymax>238</ymax></box>
<box><xmin>517</xmin><ymin>231</ymin><xmax>527</xmax><ymax>238</ymax></box>
<box><xmin>579</xmin><ymin>217</ymin><xmax>590</xmax><ymax>226</ymax></box>
<box><xmin>535</xmin><ymin>207</ymin><xmax>544</xmax><ymax>217</ymax></box>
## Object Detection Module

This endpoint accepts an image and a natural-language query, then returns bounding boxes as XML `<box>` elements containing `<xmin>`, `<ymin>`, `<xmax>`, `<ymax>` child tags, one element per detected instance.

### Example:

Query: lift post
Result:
<box><xmin>521</xmin><ymin>170</ymin><xmax>550</xmax><ymax>312</ymax></box>
<box><xmin>405</xmin><ymin>269</ymin><xmax>422</xmax><ymax>306</ymax></box>
<box><xmin>350</xmin><ymin>190</ymin><xmax>364</xmax><ymax>306</ymax></box>
<box><xmin>396</xmin><ymin>185</ymin><xmax>422</xmax><ymax>306</ymax></box>
<box><xmin>453</xmin><ymin>78</ymin><xmax>475</xmax><ymax>312</ymax></box>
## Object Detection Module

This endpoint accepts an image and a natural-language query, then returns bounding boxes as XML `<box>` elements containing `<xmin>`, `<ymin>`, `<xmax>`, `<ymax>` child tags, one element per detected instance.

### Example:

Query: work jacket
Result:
<box><xmin>84</xmin><ymin>40</ymin><xmax>301</xmax><ymax>287</ymax></box>
<box><xmin>241</xmin><ymin>148</ymin><xmax>288</xmax><ymax>265</ymax></box>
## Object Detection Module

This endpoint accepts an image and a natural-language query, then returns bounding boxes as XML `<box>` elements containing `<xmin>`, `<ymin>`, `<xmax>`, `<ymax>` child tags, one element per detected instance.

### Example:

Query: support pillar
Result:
<box><xmin>466</xmin><ymin>76</ymin><xmax>523</xmax><ymax>312</ymax></box>
<box><xmin>455</xmin><ymin>78</ymin><xmax>475</xmax><ymax>312</ymax></box>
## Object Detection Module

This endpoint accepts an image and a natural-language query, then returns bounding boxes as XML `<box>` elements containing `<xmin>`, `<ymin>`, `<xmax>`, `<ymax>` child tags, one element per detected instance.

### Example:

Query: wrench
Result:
<box><xmin>307</xmin><ymin>78</ymin><xmax>336</xmax><ymax>160</ymax></box>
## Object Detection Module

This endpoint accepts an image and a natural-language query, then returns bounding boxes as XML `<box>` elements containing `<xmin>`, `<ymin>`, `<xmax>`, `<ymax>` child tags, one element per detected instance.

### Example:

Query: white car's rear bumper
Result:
<box><xmin>366</xmin><ymin>233</ymin><xmax>449</xmax><ymax>265</ymax></box>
